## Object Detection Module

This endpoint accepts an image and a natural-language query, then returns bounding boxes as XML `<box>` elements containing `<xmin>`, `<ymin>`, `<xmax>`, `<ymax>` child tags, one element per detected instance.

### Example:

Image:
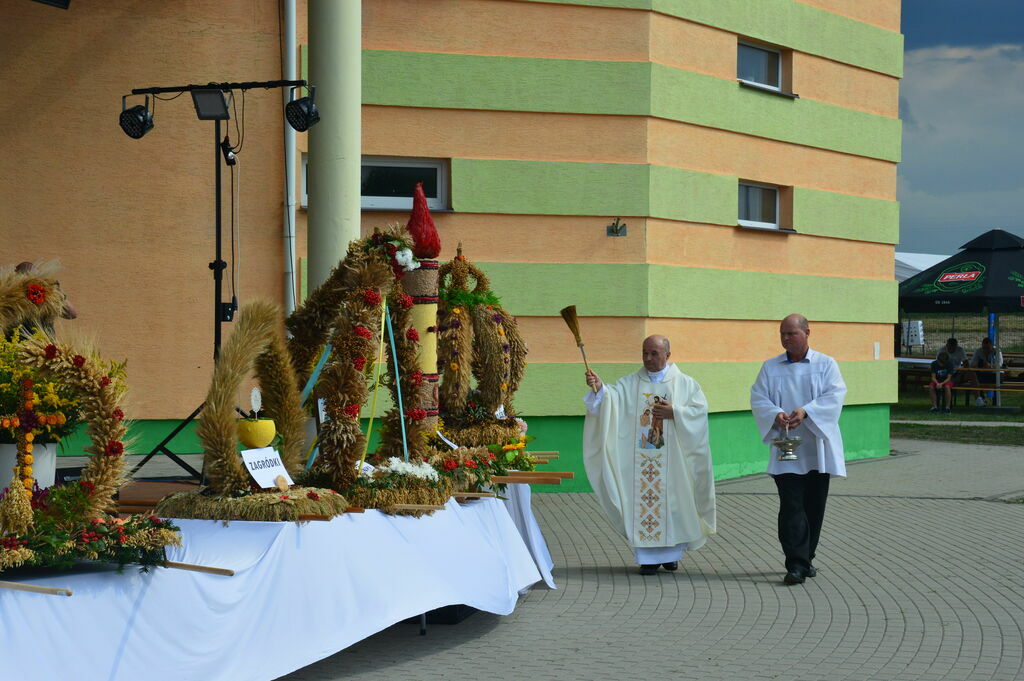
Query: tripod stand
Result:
<box><xmin>126</xmin><ymin>79</ymin><xmax>307</xmax><ymax>479</ymax></box>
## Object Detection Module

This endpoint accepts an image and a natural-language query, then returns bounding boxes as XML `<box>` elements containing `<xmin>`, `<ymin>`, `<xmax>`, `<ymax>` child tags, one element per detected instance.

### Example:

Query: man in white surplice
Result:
<box><xmin>750</xmin><ymin>314</ymin><xmax>846</xmax><ymax>586</ymax></box>
<box><xmin>582</xmin><ymin>335</ymin><xmax>716</xmax><ymax>575</ymax></box>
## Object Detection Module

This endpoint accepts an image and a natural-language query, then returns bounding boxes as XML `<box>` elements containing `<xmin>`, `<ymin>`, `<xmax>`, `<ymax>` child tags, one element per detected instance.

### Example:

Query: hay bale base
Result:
<box><xmin>154</xmin><ymin>487</ymin><xmax>349</xmax><ymax>522</ymax></box>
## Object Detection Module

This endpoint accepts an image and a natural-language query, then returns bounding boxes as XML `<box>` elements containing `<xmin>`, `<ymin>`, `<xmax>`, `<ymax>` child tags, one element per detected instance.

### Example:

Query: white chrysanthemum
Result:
<box><xmin>394</xmin><ymin>248</ymin><xmax>421</xmax><ymax>272</ymax></box>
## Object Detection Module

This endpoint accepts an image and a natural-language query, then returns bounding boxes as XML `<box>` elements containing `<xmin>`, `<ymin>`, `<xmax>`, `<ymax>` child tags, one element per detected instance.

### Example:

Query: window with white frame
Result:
<box><xmin>301</xmin><ymin>155</ymin><xmax>449</xmax><ymax>210</ymax></box>
<box><xmin>738</xmin><ymin>181</ymin><xmax>779</xmax><ymax>229</ymax></box>
<box><xmin>737</xmin><ymin>42</ymin><xmax>781</xmax><ymax>91</ymax></box>
<box><xmin>362</xmin><ymin>157</ymin><xmax>448</xmax><ymax>210</ymax></box>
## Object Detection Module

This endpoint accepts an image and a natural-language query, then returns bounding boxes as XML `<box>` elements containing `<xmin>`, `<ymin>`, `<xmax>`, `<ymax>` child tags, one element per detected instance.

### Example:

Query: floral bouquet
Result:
<box><xmin>0</xmin><ymin>330</ymin><xmax>83</xmax><ymax>446</ymax></box>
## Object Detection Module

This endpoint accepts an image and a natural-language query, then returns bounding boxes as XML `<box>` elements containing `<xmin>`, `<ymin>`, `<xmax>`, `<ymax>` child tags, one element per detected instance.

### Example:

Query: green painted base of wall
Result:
<box><xmin>524</xmin><ymin>403</ymin><xmax>890</xmax><ymax>492</ymax></box>
<box><xmin>63</xmin><ymin>405</ymin><xmax>888</xmax><ymax>492</ymax></box>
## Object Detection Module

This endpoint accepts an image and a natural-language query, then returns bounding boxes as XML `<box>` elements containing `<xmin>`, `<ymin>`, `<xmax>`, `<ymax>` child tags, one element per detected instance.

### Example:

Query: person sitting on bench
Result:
<box><xmin>929</xmin><ymin>351</ymin><xmax>954</xmax><ymax>414</ymax></box>
<box><xmin>968</xmin><ymin>337</ymin><xmax>1003</xmax><ymax>406</ymax></box>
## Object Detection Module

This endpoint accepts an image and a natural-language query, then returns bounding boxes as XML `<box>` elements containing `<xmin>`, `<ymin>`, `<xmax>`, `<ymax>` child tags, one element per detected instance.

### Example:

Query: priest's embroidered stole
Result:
<box><xmin>634</xmin><ymin>385</ymin><xmax>670</xmax><ymax>545</ymax></box>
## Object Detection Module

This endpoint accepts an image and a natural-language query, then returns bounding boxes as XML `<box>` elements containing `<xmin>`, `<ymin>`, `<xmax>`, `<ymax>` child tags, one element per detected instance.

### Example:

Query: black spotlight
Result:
<box><xmin>119</xmin><ymin>95</ymin><xmax>153</xmax><ymax>139</ymax></box>
<box><xmin>285</xmin><ymin>85</ymin><xmax>320</xmax><ymax>132</ymax></box>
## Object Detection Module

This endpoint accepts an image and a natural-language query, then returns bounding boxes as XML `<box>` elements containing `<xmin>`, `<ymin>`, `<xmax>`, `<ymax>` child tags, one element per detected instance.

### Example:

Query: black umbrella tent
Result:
<box><xmin>899</xmin><ymin>229</ymin><xmax>1024</xmax><ymax>313</ymax></box>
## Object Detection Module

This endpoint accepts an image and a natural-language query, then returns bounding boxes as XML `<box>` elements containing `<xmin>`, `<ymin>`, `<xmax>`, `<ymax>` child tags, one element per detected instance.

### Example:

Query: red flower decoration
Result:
<box><xmin>72</xmin><ymin>355</ymin><xmax>86</xmax><ymax>368</ymax></box>
<box><xmin>362</xmin><ymin>289</ymin><xmax>382</xmax><ymax>306</ymax></box>
<box><xmin>353</xmin><ymin>326</ymin><xmax>373</xmax><ymax>339</ymax></box>
<box><xmin>105</xmin><ymin>440</ymin><xmax>124</xmax><ymax>457</ymax></box>
<box><xmin>385</xmin><ymin>244</ymin><xmax>398</xmax><ymax>256</ymax></box>
<box><xmin>79</xmin><ymin>480</ymin><xmax>95</xmax><ymax>494</ymax></box>
<box><xmin>443</xmin><ymin>459</ymin><xmax>458</xmax><ymax>471</ymax></box>
<box><xmin>44</xmin><ymin>344</ymin><xmax>58</xmax><ymax>359</ymax></box>
<box><xmin>353</xmin><ymin>356</ymin><xmax>367</xmax><ymax>371</ymax></box>
<box><xmin>112</xmin><ymin>408</ymin><xmax>125</xmax><ymax>421</ymax></box>
<box><xmin>150</xmin><ymin>516</ymin><xmax>164</xmax><ymax>526</ymax></box>
<box><xmin>406</xmin><ymin>328</ymin><xmax>420</xmax><ymax>342</ymax></box>
<box><xmin>488</xmin><ymin>453</ymin><xmax>496</xmax><ymax>461</ymax></box>
<box><xmin>99</xmin><ymin>376</ymin><xmax>112</xmax><ymax>387</ymax></box>
<box><xmin>406</xmin><ymin>408</ymin><xmax>426</xmax><ymax>421</ymax></box>
<box><xmin>307</xmin><ymin>491</ymin><xmax>320</xmax><ymax>501</ymax></box>
<box><xmin>343</xmin><ymin>404</ymin><xmax>361</xmax><ymax>418</ymax></box>
<box><xmin>21</xmin><ymin>378</ymin><xmax>33</xmax><ymax>389</ymax></box>
<box><xmin>399</xmin><ymin>293</ymin><xmax>414</xmax><ymax>309</ymax></box>
<box><xmin>411</xmin><ymin>370</ymin><xmax>424</xmax><ymax>387</ymax></box>
<box><xmin>464</xmin><ymin>459</ymin><xmax>478</xmax><ymax>469</ymax></box>
<box><xmin>25</xmin><ymin>283</ymin><xmax>47</xmax><ymax>305</ymax></box>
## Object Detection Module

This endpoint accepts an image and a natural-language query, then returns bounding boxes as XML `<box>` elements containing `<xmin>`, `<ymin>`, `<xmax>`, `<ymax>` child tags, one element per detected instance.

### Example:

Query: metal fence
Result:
<box><xmin>899</xmin><ymin>313</ymin><xmax>1024</xmax><ymax>357</ymax></box>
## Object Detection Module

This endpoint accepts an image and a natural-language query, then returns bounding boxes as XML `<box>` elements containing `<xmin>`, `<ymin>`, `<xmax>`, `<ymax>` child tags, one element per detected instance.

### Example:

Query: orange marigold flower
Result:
<box><xmin>47</xmin><ymin>415</ymin><xmax>58</xmax><ymax>425</ymax></box>
<box><xmin>24</xmin><ymin>401</ymin><xmax>34</xmax><ymax>410</ymax></box>
<box><xmin>23</xmin><ymin>454</ymin><xmax>33</xmax><ymax>465</ymax></box>
<box><xmin>22</xmin><ymin>478</ymin><xmax>33</xmax><ymax>490</ymax></box>
<box><xmin>24</xmin><ymin>443</ymin><xmax>33</xmax><ymax>454</ymax></box>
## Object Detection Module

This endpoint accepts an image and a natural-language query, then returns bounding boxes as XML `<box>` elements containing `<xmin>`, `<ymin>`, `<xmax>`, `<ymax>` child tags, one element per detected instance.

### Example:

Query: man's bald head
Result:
<box><xmin>779</xmin><ymin>314</ymin><xmax>810</xmax><ymax>359</ymax></box>
<box><xmin>642</xmin><ymin>335</ymin><xmax>671</xmax><ymax>372</ymax></box>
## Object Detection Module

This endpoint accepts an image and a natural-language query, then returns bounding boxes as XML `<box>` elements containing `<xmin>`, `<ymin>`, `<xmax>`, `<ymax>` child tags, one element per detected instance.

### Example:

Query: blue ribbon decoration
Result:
<box><xmin>384</xmin><ymin>308</ymin><xmax>410</xmax><ymax>462</ymax></box>
<box><xmin>302</xmin><ymin>344</ymin><xmax>332</xmax><ymax>470</ymax></box>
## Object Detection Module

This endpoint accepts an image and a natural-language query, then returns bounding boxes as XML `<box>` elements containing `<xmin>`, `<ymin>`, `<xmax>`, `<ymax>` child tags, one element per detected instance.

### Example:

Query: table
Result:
<box><xmin>0</xmin><ymin>498</ymin><xmax>541</xmax><ymax>681</ymax></box>
<box><xmin>502</xmin><ymin>483</ymin><xmax>556</xmax><ymax>590</ymax></box>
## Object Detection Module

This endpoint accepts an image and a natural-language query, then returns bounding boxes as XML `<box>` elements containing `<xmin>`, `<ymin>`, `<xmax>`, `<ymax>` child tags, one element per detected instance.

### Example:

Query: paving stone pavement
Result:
<box><xmin>73</xmin><ymin>442</ymin><xmax>1024</xmax><ymax>681</ymax></box>
<box><xmin>271</xmin><ymin>439</ymin><xmax>1024</xmax><ymax>681</ymax></box>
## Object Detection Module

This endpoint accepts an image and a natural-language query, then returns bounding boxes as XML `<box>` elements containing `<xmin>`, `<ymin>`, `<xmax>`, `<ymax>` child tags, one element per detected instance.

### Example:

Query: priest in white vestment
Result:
<box><xmin>582</xmin><ymin>335</ymin><xmax>716</xmax><ymax>575</ymax></box>
<box><xmin>750</xmin><ymin>314</ymin><xmax>846</xmax><ymax>585</ymax></box>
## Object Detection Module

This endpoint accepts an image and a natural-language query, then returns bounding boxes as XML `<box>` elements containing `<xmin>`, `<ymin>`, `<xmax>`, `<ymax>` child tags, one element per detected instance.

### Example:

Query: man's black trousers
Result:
<box><xmin>772</xmin><ymin>470</ymin><xmax>830</xmax><ymax>575</ymax></box>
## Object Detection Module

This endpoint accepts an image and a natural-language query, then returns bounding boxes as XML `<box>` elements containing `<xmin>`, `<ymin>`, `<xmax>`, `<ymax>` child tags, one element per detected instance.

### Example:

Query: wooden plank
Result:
<box><xmin>452</xmin><ymin>491</ymin><xmax>496</xmax><ymax>498</ymax></box>
<box><xmin>505</xmin><ymin>470</ymin><xmax>574</xmax><ymax>479</ymax></box>
<box><xmin>528</xmin><ymin>452</ymin><xmax>559</xmax><ymax>458</ymax></box>
<box><xmin>116</xmin><ymin>506</ymin><xmax>159</xmax><ymax>515</ymax></box>
<box><xmin>384</xmin><ymin>503</ymin><xmax>447</xmax><ymax>511</ymax></box>
<box><xmin>491</xmin><ymin>475</ymin><xmax>562</xmax><ymax>485</ymax></box>
<box><xmin>296</xmin><ymin>514</ymin><xmax>332</xmax><ymax>521</ymax></box>
<box><xmin>163</xmin><ymin>561</ymin><xmax>234</xmax><ymax>577</ymax></box>
<box><xmin>0</xmin><ymin>580</ymin><xmax>73</xmax><ymax>597</ymax></box>
<box><xmin>344</xmin><ymin>506</ymin><xmax>366</xmax><ymax>513</ymax></box>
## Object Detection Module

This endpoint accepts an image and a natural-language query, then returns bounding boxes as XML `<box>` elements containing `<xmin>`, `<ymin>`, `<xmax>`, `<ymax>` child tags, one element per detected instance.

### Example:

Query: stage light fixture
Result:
<box><xmin>285</xmin><ymin>85</ymin><xmax>320</xmax><ymax>132</ymax></box>
<box><xmin>191</xmin><ymin>89</ymin><xmax>231</xmax><ymax>121</ymax></box>
<box><xmin>119</xmin><ymin>95</ymin><xmax>153</xmax><ymax>139</ymax></box>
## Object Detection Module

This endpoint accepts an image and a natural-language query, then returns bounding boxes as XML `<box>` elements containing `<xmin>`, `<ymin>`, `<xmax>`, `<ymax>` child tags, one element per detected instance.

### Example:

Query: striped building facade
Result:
<box><xmin>346</xmin><ymin>0</ymin><xmax>902</xmax><ymax>488</ymax></box>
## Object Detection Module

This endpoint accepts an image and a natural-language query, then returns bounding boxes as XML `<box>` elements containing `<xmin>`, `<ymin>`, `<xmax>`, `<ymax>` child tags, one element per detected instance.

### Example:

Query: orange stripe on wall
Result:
<box><xmin>648</xmin><ymin>119</ymin><xmax>897</xmax><ymax>200</ymax></box>
<box><xmin>357</xmin><ymin>213</ymin><xmax>895</xmax><ymax>281</ymax></box>
<box><xmin>646</xmin><ymin>220</ymin><xmax>895</xmax><ymax>280</ymax></box>
<box><xmin>515</xmin><ymin>317</ymin><xmax>894</xmax><ymax>363</ymax></box>
<box><xmin>793</xmin><ymin>0</ymin><xmax>902</xmax><ymax>32</ymax></box>
<box><xmin>648</xmin><ymin>13</ymin><xmax>899</xmax><ymax>118</ymax></box>
<box><xmin>359</xmin><ymin>213</ymin><xmax>648</xmax><ymax>264</ymax></box>
<box><xmin>364</xmin><ymin>0</ymin><xmax>648</xmax><ymax>62</ymax></box>
<box><xmin>364</xmin><ymin>107</ymin><xmax>647</xmax><ymax>164</ymax></box>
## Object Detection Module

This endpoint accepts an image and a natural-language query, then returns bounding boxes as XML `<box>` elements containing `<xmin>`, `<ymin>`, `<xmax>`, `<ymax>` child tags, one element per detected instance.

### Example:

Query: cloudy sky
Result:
<box><xmin>898</xmin><ymin>0</ymin><xmax>1024</xmax><ymax>254</ymax></box>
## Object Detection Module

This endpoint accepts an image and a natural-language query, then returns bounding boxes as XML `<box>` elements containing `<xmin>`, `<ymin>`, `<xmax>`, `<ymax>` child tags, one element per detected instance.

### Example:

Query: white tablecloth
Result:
<box><xmin>502</xmin><ymin>483</ymin><xmax>556</xmax><ymax>589</ymax></box>
<box><xmin>0</xmin><ymin>498</ymin><xmax>541</xmax><ymax>681</ymax></box>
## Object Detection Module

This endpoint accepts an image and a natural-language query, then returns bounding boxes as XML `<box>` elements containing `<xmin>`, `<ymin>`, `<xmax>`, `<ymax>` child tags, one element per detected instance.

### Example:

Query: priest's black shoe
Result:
<box><xmin>806</xmin><ymin>566</ymin><xmax>817</xmax><ymax>578</ymax></box>
<box><xmin>783</xmin><ymin>570</ymin><xmax>805</xmax><ymax>585</ymax></box>
<box><xmin>639</xmin><ymin>564</ymin><xmax>659</xmax><ymax>575</ymax></box>
<box><xmin>662</xmin><ymin>561</ymin><xmax>679</xmax><ymax>572</ymax></box>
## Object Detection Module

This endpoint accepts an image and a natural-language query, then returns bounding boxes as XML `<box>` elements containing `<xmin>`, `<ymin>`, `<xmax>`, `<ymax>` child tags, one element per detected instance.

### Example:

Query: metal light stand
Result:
<box><xmin>128</xmin><ymin>80</ymin><xmax>306</xmax><ymax>479</ymax></box>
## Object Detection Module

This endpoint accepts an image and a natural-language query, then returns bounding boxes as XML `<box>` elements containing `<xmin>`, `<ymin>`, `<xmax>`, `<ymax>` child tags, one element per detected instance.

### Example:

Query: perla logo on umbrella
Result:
<box><xmin>934</xmin><ymin>261</ymin><xmax>986</xmax><ymax>291</ymax></box>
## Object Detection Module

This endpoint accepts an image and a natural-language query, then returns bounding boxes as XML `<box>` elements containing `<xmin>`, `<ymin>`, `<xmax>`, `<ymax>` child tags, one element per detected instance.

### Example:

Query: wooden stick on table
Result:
<box><xmin>0</xmin><ymin>580</ymin><xmax>73</xmax><ymax>597</ymax></box>
<box><xmin>163</xmin><ymin>561</ymin><xmax>235</xmax><ymax>577</ymax></box>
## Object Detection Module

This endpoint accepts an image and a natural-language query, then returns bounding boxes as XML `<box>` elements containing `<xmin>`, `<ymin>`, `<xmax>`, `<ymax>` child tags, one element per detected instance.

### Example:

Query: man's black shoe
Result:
<box><xmin>639</xmin><ymin>564</ymin><xmax>659</xmax><ymax>575</ymax></box>
<box><xmin>806</xmin><ymin>566</ymin><xmax>817</xmax><ymax>578</ymax></box>
<box><xmin>662</xmin><ymin>561</ymin><xmax>679</xmax><ymax>572</ymax></box>
<box><xmin>784</xmin><ymin>570</ymin><xmax>805</xmax><ymax>585</ymax></box>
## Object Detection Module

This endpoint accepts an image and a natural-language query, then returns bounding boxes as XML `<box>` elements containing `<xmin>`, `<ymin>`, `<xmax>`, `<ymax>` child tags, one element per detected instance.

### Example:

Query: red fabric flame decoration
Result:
<box><xmin>406</xmin><ymin>182</ymin><xmax>441</xmax><ymax>258</ymax></box>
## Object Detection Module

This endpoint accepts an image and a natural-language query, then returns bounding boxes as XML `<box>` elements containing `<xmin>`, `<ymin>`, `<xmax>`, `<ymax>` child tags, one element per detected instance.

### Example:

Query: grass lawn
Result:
<box><xmin>891</xmin><ymin>385</ymin><xmax>1024</xmax><ymax>423</ymax></box>
<box><xmin>890</xmin><ymin>423</ymin><xmax>1024</xmax><ymax>447</ymax></box>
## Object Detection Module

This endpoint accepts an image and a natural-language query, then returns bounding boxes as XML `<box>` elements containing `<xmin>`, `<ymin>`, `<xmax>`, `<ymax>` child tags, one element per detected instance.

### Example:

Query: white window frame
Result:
<box><xmin>738</xmin><ymin>181</ymin><xmax>780</xmax><ymax>230</ymax></box>
<box><xmin>300</xmin><ymin>155</ymin><xmax>449</xmax><ymax>211</ymax></box>
<box><xmin>737</xmin><ymin>41</ymin><xmax>782</xmax><ymax>92</ymax></box>
<box><xmin>361</xmin><ymin>156</ymin><xmax>449</xmax><ymax>210</ymax></box>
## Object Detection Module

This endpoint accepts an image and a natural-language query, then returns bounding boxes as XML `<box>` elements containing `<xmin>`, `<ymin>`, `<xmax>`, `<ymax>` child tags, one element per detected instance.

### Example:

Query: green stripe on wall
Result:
<box><xmin>518</xmin><ymin>0</ymin><xmax>903</xmax><ymax>77</ymax></box>
<box><xmin>504</xmin><ymin>404</ymin><xmax>890</xmax><ymax>492</ymax></box>
<box><xmin>646</xmin><ymin>266</ymin><xmax>896</xmax><ymax>322</ymax></box>
<box><xmin>474</xmin><ymin>262</ymin><xmax>896</xmax><ymax>323</ymax></box>
<box><xmin>651</xmin><ymin>65</ymin><xmax>901</xmax><ymax>162</ymax></box>
<box><xmin>515</xmin><ymin>360</ymin><xmax>896</xmax><ymax>415</ymax></box>
<box><xmin>365</xmin><ymin>52</ymin><xmax>901</xmax><ymax>162</ymax></box>
<box><xmin>794</xmin><ymin>187</ymin><xmax>899</xmax><ymax>244</ymax></box>
<box><xmin>453</xmin><ymin>159</ymin><xmax>900</xmax><ymax>244</ymax></box>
